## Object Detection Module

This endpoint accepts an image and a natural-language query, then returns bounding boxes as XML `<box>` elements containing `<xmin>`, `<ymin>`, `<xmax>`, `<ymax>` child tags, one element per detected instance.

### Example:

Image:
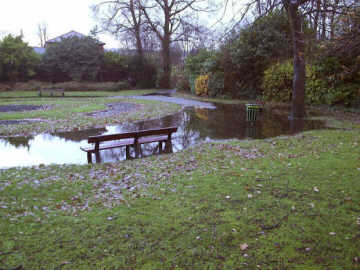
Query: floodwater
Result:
<box><xmin>0</xmin><ymin>104</ymin><xmax>325</xmax><ymax>168</ymax></box>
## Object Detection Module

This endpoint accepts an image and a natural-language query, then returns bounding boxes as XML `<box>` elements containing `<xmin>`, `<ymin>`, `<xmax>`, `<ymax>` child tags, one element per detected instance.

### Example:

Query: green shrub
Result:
<box><xmin>225</xmin><ymin>10</ymin><xmax>293</xmax><ymax>98</ymax></box>
<box><xmin>208</xmin><ymin>72</ymin><xmax>224</xmax><ymax>97</ymax></box>
<box><xmin>262</xmin><ymin>60</ymin><xmax>358</xmax><ymax>106</ymax></box>
<box><xmin>102</xmin><ymin>51</ymin><xmax>128</xmax><ymax>82</ymax></box>
<box><xmin>42</xmin><ymin>36</ymin><xmax>104</xmax><ymax>82</ymax></box>
<box><xmin>127</xmin><ymin>56</ymin><xmax>157</xmax><ymax>89</ymax></box>
<box><xmin>262</xmin><ymin>61</ymin><xmax>293</xmax><ymax>102</ymax></box>
<box><xmin>185</xmin><ymin>50</ymin><xmax>213</xmax><ymax>93</ymax></box>
<box><xmin>175</xmin><ymin>72</ymin><xmax>190</xmax><ymax>91</ymax></box>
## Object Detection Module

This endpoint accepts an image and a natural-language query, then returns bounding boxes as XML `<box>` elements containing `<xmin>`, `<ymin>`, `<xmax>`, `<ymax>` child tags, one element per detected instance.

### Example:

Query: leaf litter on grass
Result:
<box><xmin>0</xmin><ymin>129</ymin><xmax>359</xmax><ymax>269</ymax></box>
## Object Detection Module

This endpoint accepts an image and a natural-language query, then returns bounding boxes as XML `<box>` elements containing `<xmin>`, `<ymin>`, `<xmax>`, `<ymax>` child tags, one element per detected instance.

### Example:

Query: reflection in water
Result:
<box><xmin>0</xmin><ymin>104</ymin><xmax>325</xmax><ymax>168</ymax></box>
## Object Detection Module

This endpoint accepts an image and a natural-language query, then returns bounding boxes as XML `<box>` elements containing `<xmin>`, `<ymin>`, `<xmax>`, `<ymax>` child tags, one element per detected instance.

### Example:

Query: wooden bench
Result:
<box><xmin>80</xmin><ymin>126</ymin><xmax>178</xmax><ymax>163</ymax></box>
<box><xmin>39</xmin><ymin>88</ymin><xmax>65</xmax><ymax>97</ymax></box>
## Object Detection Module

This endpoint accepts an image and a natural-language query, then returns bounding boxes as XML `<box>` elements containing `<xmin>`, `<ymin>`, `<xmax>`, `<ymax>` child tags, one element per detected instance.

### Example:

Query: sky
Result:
<box><xmin>0</xmin><ymin>0</ymin><xmax>119</xmax><ymax>48</ymax></box>
<box><xmin>0</xmin><ymin>0</ymin><xmax>242</xmax><ymax>49</ymax></box>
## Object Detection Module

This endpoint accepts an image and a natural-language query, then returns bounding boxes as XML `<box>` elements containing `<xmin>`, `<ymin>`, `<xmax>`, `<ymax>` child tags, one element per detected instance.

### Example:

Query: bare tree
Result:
<box><xmin>92</xmin><ymin>0</ymin><xmax>146</xmax><ymax>61</ymax></box>
<box><xmin>37</xmin><ymin>22</ymin><xmax>48</xmax><ymax>47</ymax></box>
<box><xmin>139</xmin><ymin>0</ymin><xmax>216</xmax><ymax>88</ymax></box>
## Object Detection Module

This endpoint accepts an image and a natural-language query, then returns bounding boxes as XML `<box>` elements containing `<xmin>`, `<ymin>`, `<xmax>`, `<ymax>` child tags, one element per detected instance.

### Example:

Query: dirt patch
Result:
<box><xmin>0</xmin><ymin>104</ymin><xmax>43</xmax><ymax>112</ymax></box>
<box><xmin>87</xmin><ymin>102</ymin><xmax>139</xmax><ymax>117</ymax></box>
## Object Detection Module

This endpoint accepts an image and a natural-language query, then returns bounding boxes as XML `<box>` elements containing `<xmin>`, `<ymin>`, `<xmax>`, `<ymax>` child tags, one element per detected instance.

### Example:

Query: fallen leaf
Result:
<box><xmin>240</xmin><ymin>243</ymin><xmax>248</xmax><ymax>250</ymax></box>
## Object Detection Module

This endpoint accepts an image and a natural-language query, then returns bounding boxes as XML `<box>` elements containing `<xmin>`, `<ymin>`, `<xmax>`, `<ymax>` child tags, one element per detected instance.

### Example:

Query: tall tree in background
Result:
<box><xmin>92</xmin><ymin>0</ymin><xmax>146</xmax><ymax>62</ymax></box>
<box><xmin>37</xmin><ymin>22</ymin><xmax>48</xmax><ymax>48</ymax></box>
<box><xmin>139</xmin><ymin>0</ymin><xmax>214</xmax><ymax>88</ymax></box>
<box><xmin>228</xmin><ymin>0</ymin><xmax>356</xmax><ymax>119</ymax></box>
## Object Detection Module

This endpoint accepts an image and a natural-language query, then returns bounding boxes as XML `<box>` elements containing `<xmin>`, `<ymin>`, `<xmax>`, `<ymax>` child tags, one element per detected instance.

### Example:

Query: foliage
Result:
<box><xmin>224</xmin><ymin>10</ymin><xmax>293</xmax><ymax>98</ymax></box>
<box><xmin>127</xmin><ymin>55</ymin><xmax>157</xmax><ymax>88</ymax></box>
<box><xmin>262</xmin><ymin>61</ymin><xmax>294</xmax><ymax>102</ymax></box>
<box><xmin>316</xmin><ymin>8</ymin><xmax>360</xmax><ymax>107</ymax></box>
<box><xmin>42</xmin><ymin>36</ymin><xmax>104</xmax><ymax>82</ymax></box>
<box><xmin>262</xmin><ymin>60</ymin><xmax>359</xmax><ymax>106</ymax></box>
<box><xmin>195</xmin><ymin>74</ymin><xmax>209</xmax><ymax>96</ymax></box>
<box><xmin>185</xmin><ymin>49</ymin><xmax>213</xmax><ymax>93</ymax></box>
<box><xmin>207</xmin><ymin>72</ymin><xmax>224</xmax><ymax>97</ymax></box>
<box><xmin>174</xmin><ymin>69</ymin><xmax>191</xmax><ymax>91</ymax></box>
<box><xmin>102</xmin><ymin>51</ymin><xmax>128</xmax><ymax>82</ymax></box>
<box><xmin>0</xmin><ymin>35</ymin><xmax>40</xmax><ymax>82</ymax></box>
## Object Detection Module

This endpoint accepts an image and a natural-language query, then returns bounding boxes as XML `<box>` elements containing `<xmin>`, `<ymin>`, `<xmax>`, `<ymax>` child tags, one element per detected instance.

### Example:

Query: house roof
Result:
<box><xmin>45</xmin><ymin>30</ymin><xmax>105</xmax><ymax>46</ymax></box>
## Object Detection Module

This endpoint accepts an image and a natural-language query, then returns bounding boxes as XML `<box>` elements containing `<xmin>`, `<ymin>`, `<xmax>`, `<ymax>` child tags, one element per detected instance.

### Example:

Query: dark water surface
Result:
<box><xmin>0</xmin><ymin>104</ymin><xmax>325</xmax><ymax>168</ymax></box>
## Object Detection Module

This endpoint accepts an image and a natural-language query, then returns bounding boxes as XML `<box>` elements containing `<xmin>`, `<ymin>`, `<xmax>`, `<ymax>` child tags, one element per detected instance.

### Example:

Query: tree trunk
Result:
<box><xmin>134</xmin><ymin>24</ymin><xmax>144</xmax><ymax>62</ymax></box>
<box><xmin>161</xmin><ymin>37</ymin><xmax>171</xmax><ymax>89</ymax></box>
<box><xmin>288</xmin><ymin>1</ymin><xmax>306</xmax><ymax>119</ymax></box>
<box><xmin>160</xmin><ymin>3</ymin><xmax>171</xmax><ymax>89</ymax></box>
<box><xmin>130</xmin><ymin>0</ymin><xmax>144</xmax><ymax>62</ymax></box>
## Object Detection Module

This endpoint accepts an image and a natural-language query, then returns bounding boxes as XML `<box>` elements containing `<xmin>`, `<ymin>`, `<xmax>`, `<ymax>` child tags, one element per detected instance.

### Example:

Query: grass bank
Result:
<box><xmin>0</xmin><ymin>129</ymin><xmax>359</xmax><ymax>269</ymax></box>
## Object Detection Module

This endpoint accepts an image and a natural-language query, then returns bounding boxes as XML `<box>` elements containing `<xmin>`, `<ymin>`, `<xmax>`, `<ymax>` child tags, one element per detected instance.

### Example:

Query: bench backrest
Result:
<box><xmin>40</xmin><ymin>88</ymin><xmax>64</xmax><ymax>91</ymax></box>
<box><xmin>88</xmin><ymin>126</ymin><xmax>178</xmax><ymax>144</ymax></box>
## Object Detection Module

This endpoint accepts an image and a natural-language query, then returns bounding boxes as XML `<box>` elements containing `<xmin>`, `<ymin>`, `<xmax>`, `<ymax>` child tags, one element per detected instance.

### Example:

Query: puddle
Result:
<box><xmin>0</xmin><ymin>104</ymin><xmax>326</xmax><ymax>168</ymax></box>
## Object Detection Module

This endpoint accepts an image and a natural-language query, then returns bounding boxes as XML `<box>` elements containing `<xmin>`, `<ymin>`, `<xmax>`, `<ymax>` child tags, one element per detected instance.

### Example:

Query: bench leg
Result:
<box><xmin>95</xmin><ymin>151</ymin><xmax>101</xmax><ymax>163</ymax></box>
<box><xmin>87</xmin><ymin>152</ymin><xmax>92</xmax><ymax>164</ymax></box>
<box><xmin>134</xmin><ymin>143</ymin><xmax>140</xmax><ymax>158</ymax></box>
<box><xmin>159</xmin><ymin>142</ymin><xmax>163</xmax><ymax>154</ymax></box>
<box><xmin>126</xmin><ymin>145</ymin><xmax>131</xmax><ymax>159</ymax></box>
<box><xmin>165</xmin><ymin>140</ymin><xmax>173</xmax><ymax>153</ymax></box>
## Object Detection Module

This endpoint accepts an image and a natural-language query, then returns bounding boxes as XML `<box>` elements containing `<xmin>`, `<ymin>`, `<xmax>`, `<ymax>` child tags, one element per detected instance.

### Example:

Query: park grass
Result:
<box><xmin>0</xmin><ymin>97</ymin><xmax>180</xmax><ymax>136</ymax></box>
<box><xmin>0</xmin><ymin>129</ymin><xmax>359</xmax><ymax>269</ymax></box>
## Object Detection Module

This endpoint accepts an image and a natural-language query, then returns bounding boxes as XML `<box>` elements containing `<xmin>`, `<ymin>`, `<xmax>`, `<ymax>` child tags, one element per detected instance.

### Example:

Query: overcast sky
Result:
<box><xmin>0</xmin><ymin>0</ymin><xmax>119</xmax><ymax>48</ymax></box>
<box><xmin>0</xmin><ymin>0</ymin><xmax>241</xmax><ymax>49</ymax></box>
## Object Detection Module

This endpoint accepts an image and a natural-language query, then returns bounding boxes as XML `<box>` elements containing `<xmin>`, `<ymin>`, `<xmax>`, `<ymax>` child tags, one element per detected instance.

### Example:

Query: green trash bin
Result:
<box><xmin>246</xmin><ymin>104</ymin><xmax>261</xmax><ymax>122</ymax></box>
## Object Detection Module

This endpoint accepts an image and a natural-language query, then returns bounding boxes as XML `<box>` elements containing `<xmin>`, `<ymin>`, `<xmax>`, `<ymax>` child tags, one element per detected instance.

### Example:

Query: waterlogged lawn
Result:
<box><xmin>0</xmin><ymin>97</ymin><xmax>180</xmax><ymax>136</ymax></box>
<box><xmin>0</xmin><ymin>129</ymin><xmax>359</xmax><ymax>269</ymax></box>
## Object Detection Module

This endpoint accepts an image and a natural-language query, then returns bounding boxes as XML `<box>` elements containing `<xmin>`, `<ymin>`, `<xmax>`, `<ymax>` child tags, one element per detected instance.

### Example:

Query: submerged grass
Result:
<box><xmin>0</xmin><ymin>97</ymin><xmax>180</xmax><ymax>136</ymax></box>
<box><xmin>0</xmin><ymin>129</ymin><xmax>359</xmax><ymax>269</ymax></box>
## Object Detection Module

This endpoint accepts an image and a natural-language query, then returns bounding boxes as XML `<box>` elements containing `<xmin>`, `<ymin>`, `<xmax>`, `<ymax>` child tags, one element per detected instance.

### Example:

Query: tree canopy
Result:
<box><xmin>42</xmin><ymin>36</ymin><xmax>104</xmax><ymax>82</ymax></box>
<box><xmin>0</xmin><ymin>34</ymin><xmax>40</xmax><ymax>82</ymax></box>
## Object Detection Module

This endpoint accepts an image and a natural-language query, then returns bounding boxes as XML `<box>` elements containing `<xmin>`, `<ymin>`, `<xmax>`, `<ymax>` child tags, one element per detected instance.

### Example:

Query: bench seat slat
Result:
<box><xmin>81</xmin><ymin>138</ymin><xmax>134</xmax><ymax>153</ymax></box>
<box><xmin>138</xmin><ymin>135</ymin><xmax>168</xmax><ymax>144</ymax></box>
